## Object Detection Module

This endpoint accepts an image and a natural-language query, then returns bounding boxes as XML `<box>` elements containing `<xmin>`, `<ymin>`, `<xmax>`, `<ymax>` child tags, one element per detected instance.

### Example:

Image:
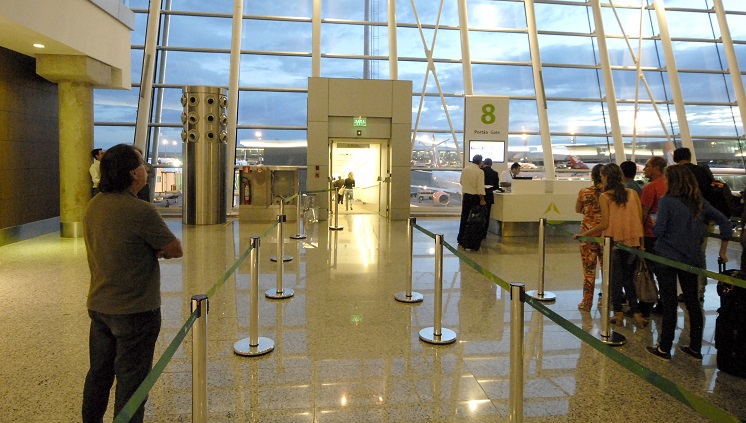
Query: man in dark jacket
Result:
<box><xmin>482</xmin><ymin>158</ymin><xmax>500</xmax><ymax>235</ymax></box>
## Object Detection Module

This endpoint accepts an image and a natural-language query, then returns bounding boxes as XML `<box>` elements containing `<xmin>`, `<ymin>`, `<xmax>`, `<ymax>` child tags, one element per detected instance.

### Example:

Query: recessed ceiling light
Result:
<box><xmin>33</xmin><ymin>43</ymin><xmax>45</xmax><ymax>49</ymax></box>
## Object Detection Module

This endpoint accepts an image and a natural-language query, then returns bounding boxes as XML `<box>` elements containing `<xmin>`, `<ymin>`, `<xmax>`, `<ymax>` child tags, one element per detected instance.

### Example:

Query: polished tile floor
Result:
<box><xmin>1</xmin><ymin>214</ymin><xmax>744</xmax><ymax>422</ymax></box>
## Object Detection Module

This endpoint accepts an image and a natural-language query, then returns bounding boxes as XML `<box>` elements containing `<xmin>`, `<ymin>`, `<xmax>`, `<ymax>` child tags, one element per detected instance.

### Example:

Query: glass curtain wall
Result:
<box><xmin>93</xmin><ymin>0</ymin><xmax>746</xmax><ymax>206</ymax></box>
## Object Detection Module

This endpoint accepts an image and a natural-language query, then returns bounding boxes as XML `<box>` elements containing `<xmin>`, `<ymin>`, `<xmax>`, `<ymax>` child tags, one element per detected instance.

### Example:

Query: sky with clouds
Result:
<box><xmin>101</xmin><ymin>0</ymin><xmax>746</xmax><ymax>166</ymax></box>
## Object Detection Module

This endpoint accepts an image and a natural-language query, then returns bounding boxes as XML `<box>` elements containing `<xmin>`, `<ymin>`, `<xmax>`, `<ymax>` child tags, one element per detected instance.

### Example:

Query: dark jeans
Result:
<box><xmin>457</xmin><ymin>193</ymin><xmax>481</xmax><ymax>244</ymax></box>
<box><xmin>611</xmin><ymin>248</ymin><xmax>639</xmax><ymax>314</ymax></box>
<box><xmin>657</xmin><ymin>263</ymin><xmax>702</xmax><ymax>353</ymax></box>
<box><xmin>82</xmin><ymin>309</ymin><xmax>161</xmax><ymax>423</ymax></box>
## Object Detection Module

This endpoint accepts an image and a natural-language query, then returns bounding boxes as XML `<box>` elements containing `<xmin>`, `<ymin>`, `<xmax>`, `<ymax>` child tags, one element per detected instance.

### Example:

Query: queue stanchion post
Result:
<box><xmin>234</xmin><ymin>236</ymin><xmax>274</xmax><ymax>356</ymax></box>
<box><xmin>267</xmin><ymin>214</ymin><xmax>294</xmax><ymax>299</ymax></box>
<box><xmin>290</xmin><ymin>192</ymin><xmax>307</xmax><ymax>240</ymax></box>
<box><xmin>270</xmin><ymin>212</ymin><xmax>292</xmax><ymax>263</ymax></box>
<box><xmin>509</xmin><ymin>283</ymin><xmax>525</xmax><ymax>423</ymax></box>
<box><xmin>191</xmin><ymin>294</ymin><xmax>208</xmax><ymax>423</ymax></box>
<box><xmin>419</xmin><ymin>234</ymin><xmax>457</xmax><ymax>344</ymax></box>
<box><xmin>527</xmin><ymin>218</ymin><xmax>556</xmax><ymax>302</ymax></box>
<box><xmin>395</xmin><ymin>216</ymin><xmax>423</xmax><ymax>303</ymax></box>
<box><xmin>596</xmin><ymin>236</ymin><xmax>626</xmax><ymax>346</ymax></box>
<box><xmin>330</xmin><ymin>188</ymin><xmax>343</xmax><ymax>231</ymax></box>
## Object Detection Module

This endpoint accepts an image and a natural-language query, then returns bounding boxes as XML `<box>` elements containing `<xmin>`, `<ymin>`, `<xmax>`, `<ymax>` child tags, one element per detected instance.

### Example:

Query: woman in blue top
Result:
<box><xmin>647</xmin><ymin>164</ymin><xmax>732</xmax><ymax>361</ymax></box>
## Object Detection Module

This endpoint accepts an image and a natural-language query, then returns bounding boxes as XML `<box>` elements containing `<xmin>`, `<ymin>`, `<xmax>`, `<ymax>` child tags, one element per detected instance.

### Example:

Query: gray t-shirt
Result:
<box><xmin>84</xmin><ymin>191</ymin><xmax>177</xmax><ymax>314</ymax></box>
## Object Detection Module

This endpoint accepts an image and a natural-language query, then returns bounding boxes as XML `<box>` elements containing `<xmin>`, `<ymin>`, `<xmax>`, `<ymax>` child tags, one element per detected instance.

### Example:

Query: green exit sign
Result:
<box><xmin>353</xmin><ymin>117</ymin><xmax>367</xmax><ymax>127</ymax></box>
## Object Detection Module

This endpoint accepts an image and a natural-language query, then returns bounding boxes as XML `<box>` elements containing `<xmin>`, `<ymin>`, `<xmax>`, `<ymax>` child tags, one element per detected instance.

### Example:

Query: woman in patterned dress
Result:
<box><xmin>574</xmin><ymin>164</ymin><xmax>604</xmax><ymax>311</ymax></box>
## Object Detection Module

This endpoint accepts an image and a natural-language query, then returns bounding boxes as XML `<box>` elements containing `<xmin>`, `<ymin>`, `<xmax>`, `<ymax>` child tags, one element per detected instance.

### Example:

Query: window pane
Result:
<box><xmin>240</xmin><ymin>55</ymin><xmax>312</xmax><ymax>88</ymax></box>
<box><xmin>469</xmin><ymin>31</ymin><xmax>530</xmax><ymax>62</ymax></box>
<box><xmin>94</xmin><ymin>89</ymin><xmax>139</xmax><ymax>122</ymax></box>
<box><xmin>322</xmin><ymin>57</ymin><xmax>390</xmax><ymax>79</ymax></box>
<box><xmin>606</xmin><ymin>38</ymin><xmax>665</xmax><ymax>68</ymax></box>
<box><xmin>687</xmin><ymin>105</ymin><xmax>742</xmax><ymax>137</ymax></box>
<box><xmin>245</xmin><ymin>20</ymin><xmax>312</xmax><ymax>51</ymax></box>
<box><xmin>472</xmin><ymin>64</ymin><xmax>534</xmax><ymax>97</ymax></box>
<box><xmin>246</xmin><ymin>0</ymin><xmax>313</xmax><ymax>17</ymax></box>
<box><xmin>166</xmin><ymin>15</ymin><xmax>232</xmax><ymax>49</ymax></box>
<box><xmin>679</xmin><ymin>72</ymin><xmax>732</xmax><ymax>103</ymax></box>
<box><xmin>170</xmin><ymin>0</ymin><xmax>233</xmax><ymax>14</ymax></box>
<box><xmin>666</xmin><ymin>11</ymin><xmax>717</xmax><ymax>39</ymax></box>
<box><xmin>467</xmin><ymin>0</ymin><xmax>526</xmax><ymax>30</ymax></box>
<box><xmin>322</xmin><ymin>23</ymin><xmax>384</xmax><ymax>56</ymax></box>
<box><xmin>94</xmin><ymin>126</ymin><xmax>135</xmax><ymax>150</ymax></box>
<box><xmin>612</xmin><ymin>70</ymin><xmax>670</xmax><ymax>101</ymax></box>
<box><xmin>534</xmin><ymin>3</ymin><xmax>592</xmax><ymax>33</ymax></box>
<box><xmin>547</xmin><ymin>100</ymin><xmax>609</xmax><ymax>134</ymax></box>
<box><xmin>324</xmin><ymin>0</ymin><xmax>388</xmax><ymax>21</ymax></box>
<box><xmin>543</xmin><ymin>67</ymin><xmax>602</xmax><ymax>98</ymax></box>
<box><xmin>538</xmin><ymin>35</ymin><xmax>596</xmax><ymax>65</ymax></box>
<box><xmin>131</xmin><ymin>12</ymin><xmax>148</xmax><ymax>45</ymax></box>
<box><xmin>161</xmin><ymin>51</ymin><xmax>230</xmax><ymax>85</ymax></box>
<box><xmin>671</xmin><ymin>41</ymin><xmax>724</xmax><ymax>70</ymax></box>
<box><xmin>396</xmin><ymin>27</ymin><xmax>462</xmax><ymax>59</ymax></box>
<box><xmin>412</xmin><ymin>95</ymin><xmax>464</xmax><ymax>132</ymax></box>
<box><xmin>508</xmin><ymin>99</ymin><xmax>540</xmax><ymax>133</ymax></box>
<box><xmin>238</xmin><ymin>91</ymin><xmax>308</xmax><ymax>126</ymax></box>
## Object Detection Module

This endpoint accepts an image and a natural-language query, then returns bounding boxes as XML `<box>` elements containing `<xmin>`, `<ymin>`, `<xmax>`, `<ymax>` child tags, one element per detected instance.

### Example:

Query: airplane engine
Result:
<box><xmin>432</xmin><ymin>191</ymin><xmax>450</xmax><ymax>205</ymax></box>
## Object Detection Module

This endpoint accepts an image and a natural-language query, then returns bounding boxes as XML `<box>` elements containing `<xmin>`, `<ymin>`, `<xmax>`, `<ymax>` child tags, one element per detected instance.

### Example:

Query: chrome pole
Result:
<box><xmin>234</xmin><ymin>236</ymin><xmax>274</xmax><ymax>356</ymax></box>
<box><xmin>419</xmin><ymin>234</ymin><xmax>456</xmax><ymax>344</ymax></box>
<box><xmin>330</xmin><ymin>187</ymin><xmax>343</xmax><ymax>230</ymax></box>
<box><xmin>395</xmin><ymin>217</ymin><xmax>423</xmax><ymax>303</ymax></box>
<box><xmin>267</xmin><ymin>215</ymin><xmax>294</xmax><ymax>299</ymax></box>
<box><xmin>290</xmin><ymin>193</ymin><xmax>307</xmax><ymax>239</ymax></box>
<box><xmin>270</xmin><ymin>213</ymin><xmax>292</xmax><ymax>262</ymax></box>
<box><xmin>596</xmin><ymin>236</ymin><xmax>626</xmax><ymax>346</ymax></box>
<box><xmin>191</xmin><ymin>294</ymin><xmax>208</xmax><ymax>423</ymax></box>
<box><xmin>509</xmin><ymin>283</ymin><xmax>525</xmax><ymax>423</ymax></box>
<box><xmin>527</xmin><ymin>218</ymin><xmax>556</xmax><ymax>301</ymax></box>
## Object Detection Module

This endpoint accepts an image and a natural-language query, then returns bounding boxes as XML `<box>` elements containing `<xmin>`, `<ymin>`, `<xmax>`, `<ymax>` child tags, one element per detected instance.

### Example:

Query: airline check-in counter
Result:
<box><xmin>490</xmin><ymin>179</ymin><xmax>589</xmax><ymax>236</ymax></box>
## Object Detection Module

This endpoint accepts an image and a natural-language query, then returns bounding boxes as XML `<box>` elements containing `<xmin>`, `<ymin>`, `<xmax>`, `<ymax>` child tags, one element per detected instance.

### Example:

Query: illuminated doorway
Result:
<box><xmin>330</xmin><ymin>138</ymin><xmax>389</xmax><ymax>217</ymax></box>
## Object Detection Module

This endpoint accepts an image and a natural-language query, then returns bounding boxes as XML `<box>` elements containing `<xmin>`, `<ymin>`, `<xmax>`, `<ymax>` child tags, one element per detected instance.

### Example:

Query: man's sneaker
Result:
<box><xmin>646</xmin><ymin>345</ymin><xmax>671</xmax><ymax>360</ymax></box>
<box><xmin>678</xmin><ymin>345</ymin><xmax>703</xmax><ymax>360</ymax></box>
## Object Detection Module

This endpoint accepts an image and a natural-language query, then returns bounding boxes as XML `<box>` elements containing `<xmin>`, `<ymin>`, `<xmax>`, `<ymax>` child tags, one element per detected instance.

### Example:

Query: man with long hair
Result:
<box><xmin>82</xmin><ymin>144</ymin><xmax>183</xmax><ymax>422</ymax></box>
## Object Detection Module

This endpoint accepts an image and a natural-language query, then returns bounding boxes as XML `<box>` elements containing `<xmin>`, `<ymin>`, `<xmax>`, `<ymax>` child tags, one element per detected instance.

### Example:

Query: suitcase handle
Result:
<box><xmin>719</xmin><ymin>257</ymin><xmax>727</xmax><ymax>274</ymax></box>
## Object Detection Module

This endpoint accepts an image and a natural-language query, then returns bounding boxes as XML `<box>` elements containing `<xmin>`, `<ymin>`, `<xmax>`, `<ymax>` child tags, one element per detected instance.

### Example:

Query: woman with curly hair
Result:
<box><xmin>574</xmin><ymin>163</ymin><xmax>646</xmax><ymax>327</ymax></box>
<box><xmin>575</xmin><ymin>164</ymin><xmax>604</xmax><ymax>311</ymax></box>
<box><xmin>646</xmin><ymin>164</ymin><xmax>732</xmax><ymax>360</ymax></box>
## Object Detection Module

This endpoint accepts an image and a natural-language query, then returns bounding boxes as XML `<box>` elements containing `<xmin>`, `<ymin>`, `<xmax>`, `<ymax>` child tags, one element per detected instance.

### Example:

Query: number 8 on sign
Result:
<box><xmin>481</xmin><ymin>103</ymin><xmax>496</xmax><ymax>124</ymax></box>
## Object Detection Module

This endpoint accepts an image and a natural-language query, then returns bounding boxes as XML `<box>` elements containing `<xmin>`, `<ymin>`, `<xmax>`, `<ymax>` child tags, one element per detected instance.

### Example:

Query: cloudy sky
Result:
<box><xmin>98</xmin><ymin>0</ymin><xmax>746</xmax><ymax>166</ymax></box>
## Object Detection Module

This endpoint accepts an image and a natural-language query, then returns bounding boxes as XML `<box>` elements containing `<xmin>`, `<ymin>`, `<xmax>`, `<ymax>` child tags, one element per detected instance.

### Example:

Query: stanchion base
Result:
<box><xmin>233</xmin><ymin>337</ymin><xmax>274</xmax><ymax>356</ymax></box>
<box><xmin>419</xmin><ymin>327</ymin><xmax>457</xmax><ymax>345</ymax></box>
<box><xmin>526</xmin><ymin>290</ymin><xmax>556</xmax><ymax>302</ymax></box>
<box><xmin>596</xmin><ymin>330</ymin><xmax>627</xmax><ymax>346</ymax></box>
<box><xmin>394</xmin><ymin>291</ymin><xmax>424</xmax><ymax>303</ymax></box>
<box><xmin>269</xmin><ymin>255</ymin><xmax>293</xmax><ymax>262</ymax></box>
<box><xmin>265</xmin><ymin>288</ymin><xmax>294</xmax><ymax>299</ymax></box>
<box><xmin>289</xmin><ymin>234</ymin><xmax>307</xmax><ymax>240</ymax></box>
<box><xmin>329</xmin><ymin>226</ymin><xmax>344</xmax><ymax>231</ymax></box>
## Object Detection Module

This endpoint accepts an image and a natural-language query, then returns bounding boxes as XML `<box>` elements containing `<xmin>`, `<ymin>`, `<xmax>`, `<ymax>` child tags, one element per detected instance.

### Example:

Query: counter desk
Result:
<box><xmin>490</xmin><ymin>179</ymin><xmax>590</xmax><ymax>236</ymax></box>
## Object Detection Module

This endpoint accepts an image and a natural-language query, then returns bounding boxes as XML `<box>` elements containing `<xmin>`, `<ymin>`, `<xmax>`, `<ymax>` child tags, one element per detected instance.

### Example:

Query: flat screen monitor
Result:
<box><xmin>513</xmin><ymin>176</ymin><xmax>533</xmax><ymax>180</ymax></box>
<box><xmin>468</xmin><ymin>140</ymin><xmax>505</xmax><ymax>163</ymax></box>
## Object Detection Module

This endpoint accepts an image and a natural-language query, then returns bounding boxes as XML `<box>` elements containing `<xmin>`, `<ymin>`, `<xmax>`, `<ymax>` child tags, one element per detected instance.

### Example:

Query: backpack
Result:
<box><xmin>706</xmin><ymin>180</ymin><xmax>734</xmax><ymax>218</ymax></box>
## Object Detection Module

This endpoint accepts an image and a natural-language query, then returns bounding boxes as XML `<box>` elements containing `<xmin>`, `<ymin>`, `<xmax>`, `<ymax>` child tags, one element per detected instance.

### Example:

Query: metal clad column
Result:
<box><xmin>182</xmin><ymin>86</ymin><xmax>228</xmax><ymax>225</ymax></box>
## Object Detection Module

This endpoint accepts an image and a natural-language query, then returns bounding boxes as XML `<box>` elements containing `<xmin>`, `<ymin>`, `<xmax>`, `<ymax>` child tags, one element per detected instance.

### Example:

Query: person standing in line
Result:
<box><xmin>333</xmin><ymin>176</ymin><xmax>344</xmax><ymax>205</ymax></box>
<box><xmin>620</xmin><ymin>160</ymin><xmax>642</xmax><ymax>197</ymax></box>
<box><xmin>575</xmin><ymin>164</ymin><xmax>604</xmax><ymax>311</ymax></box>
<box><xmin>573</xmin><ymin>163</ymin><xmax>646</xmax><ymax>328</ymax></box>
<box><xmin>499</xmin><ymin>162</ymin><xmax>521</xmax><ymax>191</ymax></box>
<box><xmin>344</xmin><ymin>172</ymin><xmax>355</xmax><ymax>210</ymax></box>
<box><xmin>89</xmin><ymin>148</ymin><xmax>105</xmax><ymax>196</ymax></box>
<box><xmin>82</xmin><ymin>144</ymin><xmax>183</xmax><ymax>423</ymax></box>
<box><xmin>481</xmin><ymin>158</ymin><xmax>500</xmax><ymax>236</ymax></box>
<box><xmin>646</xmin><ymin>164</ymin><xmax>731</xmax><ymax>361</ymax></box>
<box><xmin>457</xmin><ymin>155</ymin><xmax>486</xmax><ymax>246</ymax></box>
<box><xmin>673</xmin><ymin>147</ymin><xmax>714</xmax><ymax>302</ymax></box>
<box><xmin>639</xmin><ymin>156</ymin><xmax>667</xmax><ymax>316</ymax></box>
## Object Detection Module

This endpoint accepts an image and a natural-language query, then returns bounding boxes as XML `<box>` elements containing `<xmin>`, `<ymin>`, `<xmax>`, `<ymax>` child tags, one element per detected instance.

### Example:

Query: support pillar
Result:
<box><xmin>37</xmin><ymin>54</ymin><xmax>112</xmax><ymax>238</ymax></box>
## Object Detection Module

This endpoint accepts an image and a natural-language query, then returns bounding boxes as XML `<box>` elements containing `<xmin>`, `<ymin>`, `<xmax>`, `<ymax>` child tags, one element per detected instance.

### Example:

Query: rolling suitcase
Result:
<box><xmin>462</xmin><ymin>206</ymin><xmax>487</xmax><ymax>251</ymax></box>
<box><xmin>715</xmin><ymin>258</ymin><xmax>746</xmax><ymax>377</ymax></box>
